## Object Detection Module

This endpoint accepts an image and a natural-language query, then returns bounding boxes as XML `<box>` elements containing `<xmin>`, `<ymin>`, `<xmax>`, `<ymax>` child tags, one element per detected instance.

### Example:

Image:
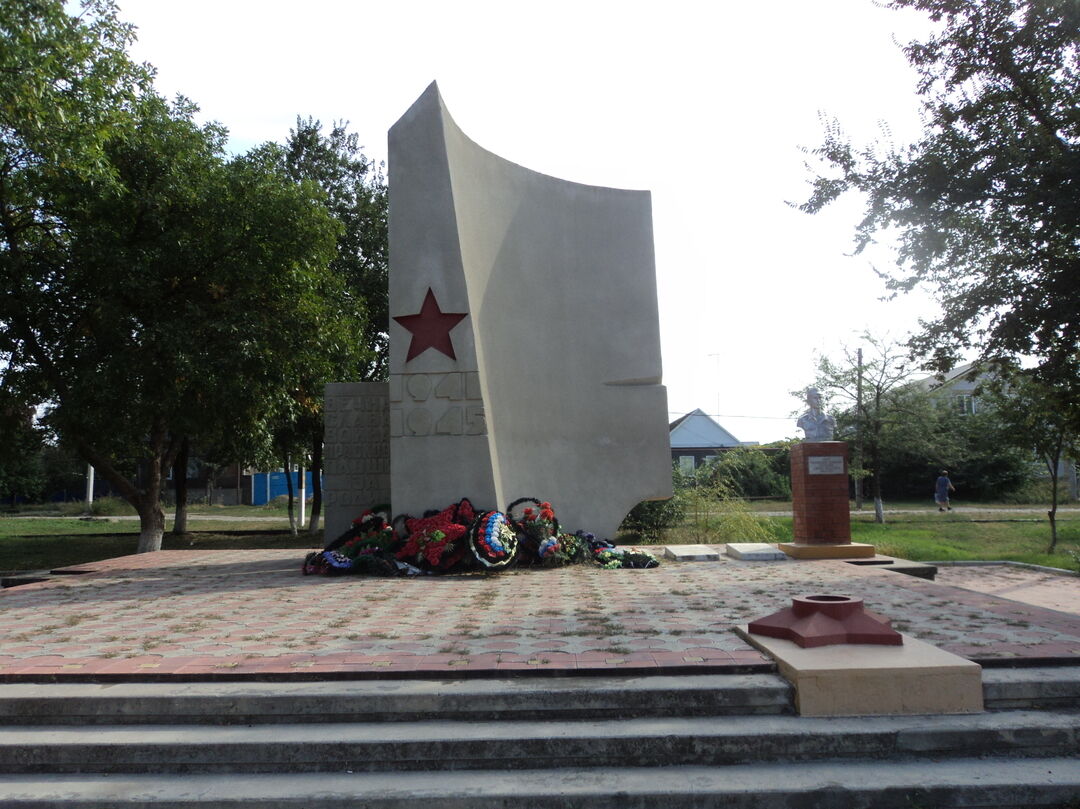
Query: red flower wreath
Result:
<box><xmin>396</xmin><ymin>503</ymin><xmax>468</xmax><ymax>570</ymax></box>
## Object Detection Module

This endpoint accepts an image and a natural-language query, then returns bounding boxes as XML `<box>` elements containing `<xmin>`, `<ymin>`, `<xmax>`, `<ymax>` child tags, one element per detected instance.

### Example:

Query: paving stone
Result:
<box><xmin>0</xmin><ymin>550</ymin><xmax>1078</xmax><ymax>680</ymax></box>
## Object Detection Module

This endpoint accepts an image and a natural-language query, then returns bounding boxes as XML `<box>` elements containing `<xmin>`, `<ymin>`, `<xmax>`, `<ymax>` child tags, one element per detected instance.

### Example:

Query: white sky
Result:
<box><xmin>114</xmin><ymin>0</ymin><xmax>939</xmax><ymax>443</ymax></box>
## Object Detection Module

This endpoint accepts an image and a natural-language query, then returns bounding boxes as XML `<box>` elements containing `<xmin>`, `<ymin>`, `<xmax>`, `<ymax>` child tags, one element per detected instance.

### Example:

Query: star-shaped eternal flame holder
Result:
<box><xmin>747</xmin><ymin>594</ymin><xmax>903</xmax><ymax>648</ymax></box>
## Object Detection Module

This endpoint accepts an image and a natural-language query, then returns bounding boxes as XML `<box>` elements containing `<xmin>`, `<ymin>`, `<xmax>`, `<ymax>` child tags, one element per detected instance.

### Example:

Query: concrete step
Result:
<box><xmin>3</xmin><ymin>709</ymin><xmax>1077</xmax><ymax>774</ymax></box>
<box><xmin>3</xmin><ymin>667</ymin><xmax>1076</xmax><ymax>728</ymax></box>
<box><xmin>982</xmin><ymin>666</ymin><xmax>1080</xmax><ymax>710</ymax></box>
<box><xmin>1</xmin><ymin>757</ymin><xmax>1079</xmax><ymax>808</ymax></box>
<box><xmin>0</xmin><ymin>674</ymin><xmax>795</xmax><ymax>725</ymax></box>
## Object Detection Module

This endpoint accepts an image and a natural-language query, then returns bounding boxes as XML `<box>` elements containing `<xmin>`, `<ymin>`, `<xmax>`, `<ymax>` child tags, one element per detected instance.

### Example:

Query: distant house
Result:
<box><xmin>915</xmin><ymin>362</ymin><xmax>981</xmax><ymax>415</ymax></box>
<box><xmin>669</xmin><ymin>409</ymin><xmax>754</xmax><ymax>473</ymax></box>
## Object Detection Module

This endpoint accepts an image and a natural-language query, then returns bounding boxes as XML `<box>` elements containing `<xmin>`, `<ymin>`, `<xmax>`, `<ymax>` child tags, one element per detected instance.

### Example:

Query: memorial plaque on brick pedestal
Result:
<box><xmin>779</xmin><ymin>441</ymin><xmax>874</xmax><ymax>559</ymax></box>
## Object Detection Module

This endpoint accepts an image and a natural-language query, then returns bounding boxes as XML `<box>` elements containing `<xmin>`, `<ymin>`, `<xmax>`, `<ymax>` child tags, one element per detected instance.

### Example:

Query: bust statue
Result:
<box><xmin>797</xmin><ymin>387</ymin><xmax>836</xmax><ymax>442</ymax></box>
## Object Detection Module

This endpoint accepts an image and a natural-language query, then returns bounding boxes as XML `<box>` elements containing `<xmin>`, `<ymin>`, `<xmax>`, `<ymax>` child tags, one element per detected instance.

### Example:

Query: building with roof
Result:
<box><xmin>669</xmin><ymin>409</ymin><xmax>755</xmax><ymax>473</ymax></box>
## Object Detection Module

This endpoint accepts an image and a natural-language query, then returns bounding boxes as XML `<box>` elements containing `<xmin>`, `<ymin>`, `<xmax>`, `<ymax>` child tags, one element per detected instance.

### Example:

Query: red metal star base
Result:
<box><xmin>747</xmin><ymin>594</ymin><xmax>903</xmax><ymax>648</ymax></box>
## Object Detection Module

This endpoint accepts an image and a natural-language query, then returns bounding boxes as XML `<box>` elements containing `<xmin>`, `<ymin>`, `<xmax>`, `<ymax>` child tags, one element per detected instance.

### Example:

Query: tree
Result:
<box><xmin>800</xmin><ymin>0</ymin><xmax>1080</xmax><ymax>405</ymax></box>
<box><xmin>878</xmin><ymin>402</ymin><xmax>1029</xmax><ymax>501</ymax></box>
<box><xmin>1</xmin><ymin>0</ymin><xmax>150</xmax><ymax>447</ymax></box>
<box><xmin>283</xmin><ymin>116</ymin><xmax>388</xmax><ymax>379</ymax></box>
<box><xmin>698</xmin><ymin>447</ymin><xmax>791</xmax><ymax>500</ymax></box>
<box><xmin>0</xmin><ymin>405</ymin><xmax>44</xmax><ymax>503</ymax></box>
<box><xmin>4</xmin><ymin>57</ymin><xmax>349</xmax><ymax>551</ymax></box>
<box><xmin>814</xmin><ymin>341</ymin><xmax>1032</xmax><ymax>508</ymax></box>
<box><xmin>983</xmin><ymin>366</ymin><xmax>1080</xmax><ymax>551</ymax></box>
<box><xmin>274</xmin><ymin>117</ymin><xmax>388</xmax><ymax>533</ymax></box>
<box><xmin>812</xmin><ymin>335</ymin><xmax>939</xmax><ymax>522</ymax></box>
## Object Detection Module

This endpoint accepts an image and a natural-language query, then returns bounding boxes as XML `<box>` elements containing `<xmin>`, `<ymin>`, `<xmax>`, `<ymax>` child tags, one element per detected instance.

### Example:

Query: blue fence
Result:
<box><xmin>250</xmin><ymin>471</ymin><xmax>320</xmax><ymax>506</ymax></box>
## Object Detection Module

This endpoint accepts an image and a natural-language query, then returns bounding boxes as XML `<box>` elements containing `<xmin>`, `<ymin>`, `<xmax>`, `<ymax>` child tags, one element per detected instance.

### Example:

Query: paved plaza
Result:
<box><xmin>1</xmin><ymin>549</ymin><xmax>1078</xmax><ymax>680</ymax></box>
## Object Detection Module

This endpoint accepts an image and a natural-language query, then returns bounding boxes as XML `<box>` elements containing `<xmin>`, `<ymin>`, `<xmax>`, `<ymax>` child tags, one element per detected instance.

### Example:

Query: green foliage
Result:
<box><xmin>1065</xmin><ymin>548</ymin><xmax>1080</xmax><ymax>576</ymax></box>
<box><xmin>812</xmin><ymin>336</ymin><xmax>931</xmax><ymax>515</ymax></box>
<box><xmin>38</xmin><ymin>444</ymin><xmax>89</xmax><ymax>502</ymax></box>
<box><xmin>873</xmin><ymin>404</ymin><xmax>1030</xmax><ymax>501</ymax></box>
<box><xmin>0</xmin><ymin>409</ymin><xmax>44</xmax><ymax>502</ymax></box>
<box><xmin>0</xmin><ymin>0</ymin><xmax>152</xmax><ymax>185</ymax></box>
<box><xmin>281</xmin><ymin>117</ymin><xmax>389</xmax><ymax>381</ymax></box>
<box><xmin>678</xmin><ymin>475</ymin><xmax>778</xmax><ymax>545</ymax></box>
<box><xmin>980</xmin><ymin>368</ymin><xmax>1080</xmax><ymax>550</ymax></box>
<box><xmin>621</xmin><ymin>468</ymin><xmax>686</xmax><ymax>539</ymax></box>
<box><xmin>256</xmin><ymin>117</ymin><xmax>387</xmax><ymax>532</ymax></box>
<box><xmin>800</xmin><ymin>0</ymin><xmax>1080</xmax><ymax>398</ymax></box>
<box><xmin>813</xmin><ymin>337</ymin><xmax>1031</xmax><ymax>507</ymax></box>
<box><xmin>699</xmin><ymin>446</ymin><xmax>791</xmax><ymax>499</ymax></box>
<box><xmin>57</xmin><ymin>496</ymin><xmax>133</xmax><ymax>516</ymax></box>
<box><xmin>0</xmin><ymin>2</ymin><xmax>368</xmax><ymax>550</ymax></box>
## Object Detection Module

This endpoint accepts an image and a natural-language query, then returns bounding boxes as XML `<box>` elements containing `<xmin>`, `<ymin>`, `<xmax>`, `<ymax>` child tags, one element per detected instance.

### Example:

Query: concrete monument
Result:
<box><xmin>386</xmin><ymin>82</ymin><xmax>672</xmax><ymax>539</ymax></box>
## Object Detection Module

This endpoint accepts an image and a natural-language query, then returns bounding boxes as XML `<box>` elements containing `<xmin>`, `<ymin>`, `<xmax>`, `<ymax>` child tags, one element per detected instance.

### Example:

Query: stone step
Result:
<box><xmin>0</xmin><ymin>674</ymin><xmax>795</xmax><ymax>725</ymax></box>
<box><xmin>3</xmin><ymin>667</ymin><xmax>1076</xmax><ymax>728</ymax></box>
<box><xmin>2</xmin><ymin>757</ymin><xmax>1079</xmax><ymax>808</ymax></box>
<box><xmin>982</xmin><ymin>666</ymin><xmax>1080</xmax><ymax>710</ymax></box>
<box><xmin>3</xmin><ymin>709</ymin><xmax>1077</xmax><ymax>774</ymax></box>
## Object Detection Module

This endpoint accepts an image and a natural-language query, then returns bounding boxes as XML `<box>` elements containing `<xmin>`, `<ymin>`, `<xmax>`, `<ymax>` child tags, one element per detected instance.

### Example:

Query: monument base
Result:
<box><xmin>735</xmin><ymin>626</ymin><xmax>983</xmax><ymax>716</ymax></box>
<box><xmin>779</xmin><ymin>542</ymin><xmax>875</xmax><ymax>559</ymax></box>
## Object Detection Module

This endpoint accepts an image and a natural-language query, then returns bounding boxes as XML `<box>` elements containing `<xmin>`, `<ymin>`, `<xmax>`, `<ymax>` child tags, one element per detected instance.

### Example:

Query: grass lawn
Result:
<box><xmin>0</xmin><ymin>526</ymin><xmax>319</xmax><ymax>572</ymax></box>
<box><xmin>648</xmin><ymin>503</ymin><xmax>1080</xmax><ymax>572</ymax></box>
<box><xmin>850</xmin><ymin>519</ymin><xmax>1080</xmax><ymax>568</ymax></box>
<box><xmin>0</xmin><ymin>505</ymin><xmax>315</xmax><ymax>572</ymax></box>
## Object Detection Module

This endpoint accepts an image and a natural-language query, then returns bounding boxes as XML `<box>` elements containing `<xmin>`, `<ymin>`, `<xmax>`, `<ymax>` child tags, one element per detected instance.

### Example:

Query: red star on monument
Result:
<box><xmin>392</xmin><ymin>288</ymin><xmax>469</xmax><ymax>362</ymax></box>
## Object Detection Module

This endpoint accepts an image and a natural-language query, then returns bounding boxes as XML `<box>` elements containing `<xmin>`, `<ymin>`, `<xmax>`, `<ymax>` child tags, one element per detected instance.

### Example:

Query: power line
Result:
<box><xmin>669</xmin><ymin>411</ymin><xmax>796</xmax><ymax>421</ymax></box>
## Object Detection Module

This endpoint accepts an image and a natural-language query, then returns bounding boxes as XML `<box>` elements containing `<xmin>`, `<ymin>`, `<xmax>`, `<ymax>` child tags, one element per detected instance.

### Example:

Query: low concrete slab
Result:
<box><xmin>664</xmin><ymin>544</ymin><xmax>720</xmax><ymax>561</ymax></box>
<box><xmin>736</xmin><ymin>626</ymin><xmax>983</xmax><ymax>717</ymax></box>
<box><xmin>725</xmin><ymin>543</ymin><xmax>788</xmax><ymax>561</ymax></box>
<box><xmin>843</xmin><ymin>555</ymin><xmax>938</xmax><ymax>580</ymax></box>
<box><xmin>778</xmin><ymin>541</ymin><xmax>876</xmax><ymax>559</ymax></box>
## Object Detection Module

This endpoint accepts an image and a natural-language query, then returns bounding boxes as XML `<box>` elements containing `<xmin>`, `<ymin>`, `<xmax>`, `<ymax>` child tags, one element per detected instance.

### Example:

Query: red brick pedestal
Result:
<box><xmin>779</xmin><ymin>442</ymin><xmax>874</xmax><ymax>559</ymax></box>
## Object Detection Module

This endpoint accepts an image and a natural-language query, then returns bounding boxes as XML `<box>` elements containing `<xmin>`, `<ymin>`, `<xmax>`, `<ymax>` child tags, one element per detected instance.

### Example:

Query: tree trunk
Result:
<box><xmin>283</xmin><ymin>452</ymin><xmax>297</xmax><ymax>536</ymax></box>
<box><xmin>308</xmin><ymin>437</ymin><xmax>322</xmax><ymax>534</ymax></box>
<box><xmin>1046</xmin><ymin>449</ymin><xmax>1061</xmax><ymax>553</ymax></box>
<box><xmin>872</xmin><ymin>470</ymin><xmax>885</xmax><ymax>525</ymax></box>
<box><xmin>869</xmin><ymin>440</ymin><xmax>885</xmax><ymax>524</ymax></box>
<box><xmin>71</xmin><ymin>419</ymin><xmax>180</xmax><ymax>554</ymax></box>
<box><xmin>136</xmin><ymin>498</ymin><xmax>167</xmax><ymax>553</ymax></box>
<box><xmin>172</xmin><ymin>437</ymin><xmax>190</xmax><ymax>534</ymax></box>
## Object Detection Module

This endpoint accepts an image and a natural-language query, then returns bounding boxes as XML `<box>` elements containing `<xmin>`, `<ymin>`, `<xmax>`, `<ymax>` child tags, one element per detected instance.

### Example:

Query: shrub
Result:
<box><xmin>700</xmin><ymin>446</ymin><xmax>791</xmax><ymax>500</ymax></box>
<box><xmin>59</xmin><ymin>496</ymin><xmax>135</xmax><ymax>516</ymax></box>
<box><xmin>621</xmin><ymin>494</ymin><xmax>686</xmax><ymax>540</ymax></box>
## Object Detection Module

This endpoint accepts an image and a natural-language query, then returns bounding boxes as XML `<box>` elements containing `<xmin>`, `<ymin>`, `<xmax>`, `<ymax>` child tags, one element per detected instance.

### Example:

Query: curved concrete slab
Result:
<box><xmin>388</xmin><ymin>82</ymin><xmax>672</xmax><ymax>537</ymax></box>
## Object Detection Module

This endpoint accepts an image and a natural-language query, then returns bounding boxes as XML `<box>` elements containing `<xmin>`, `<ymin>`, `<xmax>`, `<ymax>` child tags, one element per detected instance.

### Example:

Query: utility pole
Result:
<box><xmin>299</xmin><ymin>464</ymin><xmax>306</xmax><ymax>530</ymax></box>
<box><xmin>854</xmin><ymin>347</ymin><xmax>864</xmax><ymax>511</ymax></box>
<box><xmin>84</xmin><ymin>464</ymin><xmax>95</xmax><ymax>512</ymax></box>
<box><xmin>708</xmin><ymin>353</ymin><xmax>722</xmax><ymax>420</ymax></box>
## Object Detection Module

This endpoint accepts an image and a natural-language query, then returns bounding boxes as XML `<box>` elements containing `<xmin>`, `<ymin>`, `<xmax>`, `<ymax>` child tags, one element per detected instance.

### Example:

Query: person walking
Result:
<box><xmin>935</xmin><ymin>470</ymin><xmax>955</xmax><ymax>512</ymax></box>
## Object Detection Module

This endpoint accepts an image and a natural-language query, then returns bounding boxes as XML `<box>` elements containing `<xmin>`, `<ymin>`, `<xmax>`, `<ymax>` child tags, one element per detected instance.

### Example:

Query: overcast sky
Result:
<box><xmin>113</xmin><ymin>0</ymin><xmax>940</xmax><ymax>442</ymax></box>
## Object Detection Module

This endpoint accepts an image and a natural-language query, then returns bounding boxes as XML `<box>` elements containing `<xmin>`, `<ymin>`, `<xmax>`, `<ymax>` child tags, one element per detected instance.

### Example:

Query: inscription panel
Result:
<box><xmin>389</xmin><ymin>372</ymin><xmax>486</xmax><ymax>438</ymax></box>
<box><xmin>323</xmin><ymin>382</ymin><xmax>391</xmax><ymax>541</ymax></box>
<box><xmin>807</xmin><ymin>456</ymin><xmax>846</xmax><ymax>475</ymax></box>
